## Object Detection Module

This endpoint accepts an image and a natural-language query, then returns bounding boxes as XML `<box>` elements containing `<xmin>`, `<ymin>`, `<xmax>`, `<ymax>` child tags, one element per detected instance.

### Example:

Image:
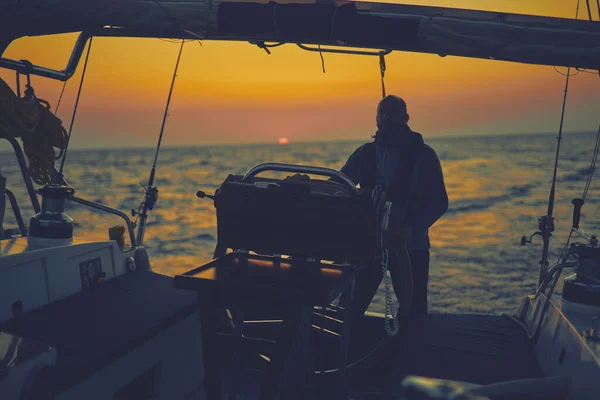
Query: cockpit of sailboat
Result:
<box><xmin>0</xmin><ymin>1</ymin><xmax>600</xmax><ymax>400</ymax></box>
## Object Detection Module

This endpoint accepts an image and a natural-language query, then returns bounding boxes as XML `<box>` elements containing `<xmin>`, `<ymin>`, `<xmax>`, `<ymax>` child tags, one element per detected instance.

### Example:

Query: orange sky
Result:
<box><xmin>0</xmin><ymin>0</ymin><xmax>598</xmax><ymax>148</ymax></box>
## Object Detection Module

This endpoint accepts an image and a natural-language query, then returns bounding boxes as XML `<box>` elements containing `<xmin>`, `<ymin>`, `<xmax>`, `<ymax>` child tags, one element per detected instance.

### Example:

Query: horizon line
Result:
<box><xmin>53</xmin><ymin>129</ymin><xmax>599</xmax><ymax>150</ymax></box>
<box><xmin>0</xmin><ymin>129</ymin><xmax>596</xmax><ymax>155</ymax></box>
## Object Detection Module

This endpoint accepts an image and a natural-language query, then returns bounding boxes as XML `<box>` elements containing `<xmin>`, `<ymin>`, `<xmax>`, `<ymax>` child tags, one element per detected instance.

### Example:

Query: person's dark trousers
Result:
<box><xmin>406</xmin><ymin>249</ymin><xmax>430</xmax><ymax>316</ymax></box>
<box><xmin>349</xmin><ymin>249</ymin><xmax>430</xmax><ymax>324</ymax></box>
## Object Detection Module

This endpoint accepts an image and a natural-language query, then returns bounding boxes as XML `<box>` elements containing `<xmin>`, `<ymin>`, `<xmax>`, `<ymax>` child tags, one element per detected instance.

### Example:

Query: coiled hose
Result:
<box><xmin>0</xmin><ymin>77</ymin><xmax>67</xmax><ymax>185</ymax></box>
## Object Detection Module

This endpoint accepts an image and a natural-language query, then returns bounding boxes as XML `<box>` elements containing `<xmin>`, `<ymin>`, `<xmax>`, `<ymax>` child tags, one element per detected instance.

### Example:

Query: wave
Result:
<box><xmin>446</xmin><ymin>184</ymin><xmax>533</xmax><ymax>216</ymax></box>
<box><xmin>562</xmin><ymin>167</ymin><xmax>592</xmax><ymax>183</ymax></box>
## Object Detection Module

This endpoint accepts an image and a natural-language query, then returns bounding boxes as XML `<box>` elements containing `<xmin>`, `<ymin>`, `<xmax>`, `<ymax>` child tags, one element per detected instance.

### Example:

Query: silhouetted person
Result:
<box><xmin>340</xmin><ymin>95</ymin><xmax>448</xmax><ymax>320</ymax></box>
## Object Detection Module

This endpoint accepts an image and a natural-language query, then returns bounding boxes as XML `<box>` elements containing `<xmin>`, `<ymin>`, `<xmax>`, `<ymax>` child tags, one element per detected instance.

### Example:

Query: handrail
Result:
<box><xmin>4</xmin><ymin>189</ymin><xmax>27</xmax><ymax>237</ymax></box>
<box><xmin>571</xmin><ymin>227</ymin><xmax>598</xmax><ymax>245</ymax></box>
<box><xmin>241</xmin><ymin>162</ymin><xmax>359</xmax><ymax>195</ymax></box>
<box><xmin>3</xmin><ymin>136</ymin><xmax>41</xmax><ymax>213</ymax></box>
<box><xmin>52</xmin><ymin>172</ymin><xmax>137</xmax><ymax>247</ymax></box>
<box><xmin>68</xmin><ymin>195</ymin><xmax>137</xmax><ymax>248</ymax></box>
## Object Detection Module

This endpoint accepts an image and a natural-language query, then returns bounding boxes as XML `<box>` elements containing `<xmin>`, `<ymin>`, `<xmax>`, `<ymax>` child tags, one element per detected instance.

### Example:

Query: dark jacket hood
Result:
<box><xmin>373</xmin><ymin>127</ymin><xmax>424</xmax><ymax>148</ymax></box>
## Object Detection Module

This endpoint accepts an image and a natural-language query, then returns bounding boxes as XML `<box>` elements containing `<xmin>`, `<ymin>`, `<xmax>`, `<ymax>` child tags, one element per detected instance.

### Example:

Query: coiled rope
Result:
<box><xmin>380</xmin><ymin>247</ymin><xmax>399</xmax><ymax>336</ymax></box>
<box><xmin>0</xmin><ymin>76</ymin><xmax>67</xmax><ymax>185</ymax></box>
<box><xmin>374</xmin><ymin>186</ymin><xmax>414</xmax><ymax>337</ymax></box>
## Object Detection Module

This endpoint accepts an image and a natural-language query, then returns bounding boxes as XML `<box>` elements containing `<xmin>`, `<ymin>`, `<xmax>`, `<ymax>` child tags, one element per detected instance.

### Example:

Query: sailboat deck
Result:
<box><xmin>0</xmin><ymin>272</ymin><xmax>199</xmax><ymax>394</ymax></box>
<box><xmin>341</xmin><ymin>313</ymin><xmax>543</xmax><ymax>398</ymax></box>
<box><xmin>387</xmin><ymin>313</ymin><xmax>542</xmax><ymax>385</ymax></box>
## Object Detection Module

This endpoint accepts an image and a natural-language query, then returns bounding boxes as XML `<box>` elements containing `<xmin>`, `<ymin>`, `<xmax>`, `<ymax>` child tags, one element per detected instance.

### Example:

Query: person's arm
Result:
<box><xmin>332</xmin><ymin>145</ymin><xmax>363</xmax><ymax>185</ymax></box>
<box><xmin>407</xmin><ymin>146</ymin><xmax>448</xmax><ymax>229</ymax></box>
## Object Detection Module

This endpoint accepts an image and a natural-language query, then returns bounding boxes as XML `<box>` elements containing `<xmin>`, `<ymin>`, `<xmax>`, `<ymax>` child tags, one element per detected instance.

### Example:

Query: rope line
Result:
<box><xmin>379</xmin><ymin>52</ymin><xmax>386</xmax><ymax>98</ymax></box>
<box><xmin>318</xmin><ymin>44</ymin><xmax>326</xmax><ymax>73</ymax></box>
<box><xmin>54</xmin><ymin>81</ymin><xmax>68</xmax><ymax>116</ymax></box>
<box><xmin>0</xmin><ymin>77</ymin><xmax>68</xmax><ymax>185</ymax></box>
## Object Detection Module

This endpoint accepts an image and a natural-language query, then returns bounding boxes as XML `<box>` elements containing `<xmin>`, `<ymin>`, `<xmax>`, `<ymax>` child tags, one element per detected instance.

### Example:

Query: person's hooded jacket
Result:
<box><xmin>340</xmin><ymin>128</ymin><xmax>448</xmax><ymax>250</ymax></box>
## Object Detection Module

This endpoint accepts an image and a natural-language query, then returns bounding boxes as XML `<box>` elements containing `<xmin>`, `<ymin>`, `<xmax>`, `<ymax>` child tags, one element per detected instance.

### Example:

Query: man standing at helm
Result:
<box><xmin>339</xmin><ymin>95</ymin><xmax>448</xmax><ymax>320</ymax></box>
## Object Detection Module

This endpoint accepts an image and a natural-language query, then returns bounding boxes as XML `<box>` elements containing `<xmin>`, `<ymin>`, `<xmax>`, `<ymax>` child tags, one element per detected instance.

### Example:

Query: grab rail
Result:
<box><xmin>2</xmin><ymin>136</ymin><xmax>40</xmax><ymax>213</ymax></box>
<box><xmin>241</xmin><ymin>163</ymin><xmax>359</xmax><ymax>196</ymax></box>
<box><xmin>68</xmin><ymin>195</ymin><xmax>137</xmax><ymax>248</ymax></box>
<box><xmin>4</xmin><ymin>189</ymin><xmax>27</xmax><ymax>237</ymax></box>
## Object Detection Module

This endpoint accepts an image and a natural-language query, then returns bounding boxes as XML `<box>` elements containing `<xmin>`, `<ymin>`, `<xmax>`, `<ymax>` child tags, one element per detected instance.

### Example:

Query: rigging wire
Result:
<box><xmin>582</xmin><ymin>125</ymin><xmax>600</xmax><ymax>201</ymax></box>
<box><xmin>555</xmin><ymin>230</ymin><xmax>574</xmax><ymax>264</ymax></box>
<box><xmin>54</xmin><ymin>81</ymin><xmax>68</xmax><ymax>116</ymax></box>
<box><xmin>318</xmin><ymin>44</ymin><xmax>326</xmax><ymax>73</ymax></box>
<box><xmin>586</xmin><ymin>0</ymin><xmax>594</xmax><ymax>20</ymax></box>
<box><xmin>58</xmin><ymin>37</ymin><xmax>93</xmax><ymax>177</ymax></box>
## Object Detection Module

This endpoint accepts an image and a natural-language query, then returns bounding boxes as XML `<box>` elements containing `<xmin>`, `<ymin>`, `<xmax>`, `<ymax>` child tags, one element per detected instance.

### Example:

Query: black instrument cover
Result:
<box><xmin>214</xmin><ymin>175</ymin><xmax>376</xmax><ymax>263</ymax></box>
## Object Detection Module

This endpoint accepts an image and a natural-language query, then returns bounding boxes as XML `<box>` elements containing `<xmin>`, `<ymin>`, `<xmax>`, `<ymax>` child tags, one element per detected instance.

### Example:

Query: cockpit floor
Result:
<box><xmin>221</xmin><ymin>313</ymin><xmax>542</xmax><ymax>399</ymax></box>
<box><xmin>347</xmin><ymin>312</ymin><xmax>542</xmax><ymax>398</ymax></box>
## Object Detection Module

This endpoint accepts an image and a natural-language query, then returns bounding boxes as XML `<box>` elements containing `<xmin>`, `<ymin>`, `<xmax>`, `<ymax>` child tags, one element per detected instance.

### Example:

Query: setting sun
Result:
<box><xmin>278</xmin><ymin>137</ymin><xmax>290</xmax><ymax>145</ymax></box>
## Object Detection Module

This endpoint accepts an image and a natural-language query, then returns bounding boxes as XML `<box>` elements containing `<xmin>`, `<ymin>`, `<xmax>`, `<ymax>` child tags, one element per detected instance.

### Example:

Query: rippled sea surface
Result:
<box><xmin>2</xmin><ymin>132</ymin><xmax>600</xmax><ymax>315</ymax></box>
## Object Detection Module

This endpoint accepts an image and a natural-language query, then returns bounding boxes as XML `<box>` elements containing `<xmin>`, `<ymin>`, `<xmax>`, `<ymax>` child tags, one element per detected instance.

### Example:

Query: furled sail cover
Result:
<box><xmin>0</xmin><ymin>0</ymin><xmax>599</xmax><ymax>70</ymax></box>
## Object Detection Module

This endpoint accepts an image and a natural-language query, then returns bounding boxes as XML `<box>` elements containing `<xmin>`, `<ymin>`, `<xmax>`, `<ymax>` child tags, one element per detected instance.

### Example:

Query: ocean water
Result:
<box><xmin>2</xmin><ymin>132</ymin><xmax>600</xmax><ymax>315</ymax></box>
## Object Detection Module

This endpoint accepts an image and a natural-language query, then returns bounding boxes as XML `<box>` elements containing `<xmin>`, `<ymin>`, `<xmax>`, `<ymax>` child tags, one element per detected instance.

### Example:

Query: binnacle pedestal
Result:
<box><xmin>174</xmin><ymin>253</ymin><xmax>356</xmax><ymax>400</ymax></box>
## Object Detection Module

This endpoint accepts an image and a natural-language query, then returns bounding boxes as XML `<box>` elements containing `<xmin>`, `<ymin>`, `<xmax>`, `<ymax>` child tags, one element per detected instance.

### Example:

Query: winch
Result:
<box><xmin>559</xmin><ymin>198</ymin><xmax>600</xmax><ymax>307</ymax></box>
<box><xmin>27</xmin><ymin>184</ymin><xmax>75</xmax><ymax>249</ymax></box>
<box><xmin>563</xmin><ymin>244</ymin><xmax>600</xmax><ymax>306</ymax></box>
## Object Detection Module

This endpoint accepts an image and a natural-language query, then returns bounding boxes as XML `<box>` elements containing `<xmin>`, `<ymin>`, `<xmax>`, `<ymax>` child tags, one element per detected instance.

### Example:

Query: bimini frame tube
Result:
<box><xmin>0</xmin><ymin>32</ymin><xmax>91</xmax><ymax>82</ymax></box>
